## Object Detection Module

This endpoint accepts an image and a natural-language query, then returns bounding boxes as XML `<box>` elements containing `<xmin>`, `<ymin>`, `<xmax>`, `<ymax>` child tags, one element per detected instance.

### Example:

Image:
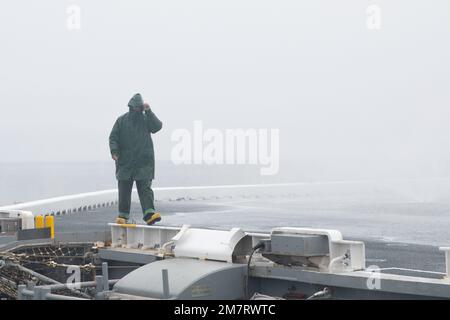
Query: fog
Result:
<box><xmin>1</xmin><ymin>0</ymin><xmax>450</xmax><ymax>182</ymax></box>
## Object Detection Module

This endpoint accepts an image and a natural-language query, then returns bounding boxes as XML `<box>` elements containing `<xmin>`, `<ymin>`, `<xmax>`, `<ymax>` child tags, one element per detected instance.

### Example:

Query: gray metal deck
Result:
<box><xmin>50</xmin><ymin>198</ymin><xmax>447</xmax><ymax>275</ymax></box>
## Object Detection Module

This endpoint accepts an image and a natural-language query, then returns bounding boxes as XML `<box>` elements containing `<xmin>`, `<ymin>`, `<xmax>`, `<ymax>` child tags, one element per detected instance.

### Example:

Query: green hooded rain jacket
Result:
<box><xmin>109</xmin><ymin>94</ymin><xmax>163</xmax><ymax>181</ymax></box>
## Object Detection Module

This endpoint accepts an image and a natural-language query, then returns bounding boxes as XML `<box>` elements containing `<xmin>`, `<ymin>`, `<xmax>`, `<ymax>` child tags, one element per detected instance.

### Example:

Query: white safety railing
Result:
<box><xmin>109</xmin><ymin>223</ymin><xmax>271</xmax><ymax>262</ymax></box>
<box><xmin>110</xmin><ymin>223</ymin><xmax>181</xmax><ymax>250</ymax></box>
<box><xmin>0</xmin><ymin>183</ymin><xmax>308</xmax><ymax>216</ymax></box>
<box><xmin>271</xmin><ymin>227</ymin><xmax>366</xmax><ymax>272</ymax></box>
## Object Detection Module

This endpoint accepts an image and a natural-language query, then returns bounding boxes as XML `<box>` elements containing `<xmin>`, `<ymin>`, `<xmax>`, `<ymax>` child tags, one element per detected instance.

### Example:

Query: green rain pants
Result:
<box><xmin>118</xmin><ymin>179</ymin><xmax>155</xmax><ymax>221</ymax></box>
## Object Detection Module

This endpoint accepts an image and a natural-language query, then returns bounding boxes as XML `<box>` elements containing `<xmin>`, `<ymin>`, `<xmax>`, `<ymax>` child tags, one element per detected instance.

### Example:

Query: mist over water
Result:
<box><xmin>1</xmin><ymin>1</ymin><xmax>450</xmax><ymax>175</ymax></box>
<box><xmin>1</xmin><ymin>1</ymin><xmax>450</xmax><ymax>240</ymax></box>
<box><xmin>2</xmin><ymin>161</ymin><xmax>450</xmax><ymax>206</ymax></box>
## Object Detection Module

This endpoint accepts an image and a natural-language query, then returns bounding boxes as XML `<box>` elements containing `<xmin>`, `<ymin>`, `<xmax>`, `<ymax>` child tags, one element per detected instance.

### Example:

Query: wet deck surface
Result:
<box><xmin>53</xmin><ymin>196</ymin><xmax>448</xmax><ymax>274</ymax></box>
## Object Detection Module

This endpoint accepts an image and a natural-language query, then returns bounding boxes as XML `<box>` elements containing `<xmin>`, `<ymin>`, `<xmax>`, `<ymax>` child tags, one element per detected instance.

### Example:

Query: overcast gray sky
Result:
<box><xmin>1</xmin><ymin>0</ymin><xmax>449</xmax><ymax>180</ymax></box>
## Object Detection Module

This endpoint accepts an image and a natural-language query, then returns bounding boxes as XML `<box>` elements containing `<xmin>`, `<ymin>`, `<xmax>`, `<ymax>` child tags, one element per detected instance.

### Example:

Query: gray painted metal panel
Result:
<box><xmin>55</xmin><ymin>231</ymin><xmax>111</xmax><ymax>243</ymax></box>
<box><xmin>251</xmin><ymin>264</ymin><xmax>450</xmax><ymax>299</ymax></box>
<box><xmin>0</xmin><ymin>235</ymin><xmax>17</xmax><ymax>246</ymax></box>
<box><xmin>17</xmin><ymin>228</ymin><xmax>51</xmax><ymax>241</ymax></box>
<box><xmin>270</xmin><ymin>234</ymin><xmax>329</xmax><ymax>256</ymax></box>
<box><xmin>0</xmin><ymin>238</ymin><xmax>53</xmax><ymax>251</ymax></box>
<box><xmin>114</xmin><ymin>258</ymin><xmax>246</xmax><ymax>299</ymax></box>
<box><xmin>99</xmin><ymin>248</ymin><xmax>159</xmax><ymax>264</ymax></box>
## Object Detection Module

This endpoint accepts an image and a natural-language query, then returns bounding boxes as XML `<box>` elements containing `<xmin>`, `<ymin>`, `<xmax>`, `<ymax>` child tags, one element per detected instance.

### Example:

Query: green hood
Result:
<box><xmin>128</xmin><ymin>93</ymin><xmax>144</xmax><ymax>109</ymax></box>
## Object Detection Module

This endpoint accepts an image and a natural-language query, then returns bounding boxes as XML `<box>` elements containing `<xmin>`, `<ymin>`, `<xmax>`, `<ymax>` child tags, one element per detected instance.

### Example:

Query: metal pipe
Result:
<box><xmin>306</xmin><ymin>287</ymin><xmax>331</xmax><ymax>300</ymax></box>
<box><xmin>43</xmin><ymin>279</ymin><xmax>119</xmax><ymax>291</ymax></box>
<box><xmin>45</xmin><ymin>281</ymin><xmax>96</xmax><ymax>290</ymax></box>
<box><xmin>102</xmin><ymin>262</ymin><xmax>109</xmax><ymax>291</ymax></box>
<box><xmin>16</xmin><ymin>266</ymin><xmax>93</xmax><ymax>299</ymax></box>
<box><xmin>45</xmin><ymin>293</ymin><xmax>88</xmax><ymax>300</ymax></box>
<box><xmin>34</xmin><ymin>287</ymin><xmax>51</xmax><ymax>300</ymax></box>
<box><xmin>162</xmin><ymin>269</ymin><xmax>170</xmax><ymax>299</ymax></box>
<box><xmin>22</xmin><ymin>290</ymin><xmax>34</xmax><ymax>296</ymax></box>
<box><xmin>17</xmin><ymin>284</ymin><xmax>26</xmax><ymax>300</ymax></box>
<box><xmin>18</xmin><ymin>287</ymin><xmax>34</xmax><ymax>299</ymax></box>
<box><xmin>95</xmin><ymin>275</ymin><xmax>104</xmax><ymax>300</ymax></box>
<box><xmin>12</xmin><ymin>263</ymin><xmax>60</xmax><ymax>285</ymax></box>
<box><xmin>12</xmin><ymin>262</ymin><xmax>116</xmax><ymax>299</ymax></box>
<box><xmin>328</xmin><ymin>254</ymin><xmax>346</xmax><ymax>273</ymax></box>
<box><xmin>18</xmin><ymin>279</ymin><xmax>116</xmax><ymax>300</ymax></box>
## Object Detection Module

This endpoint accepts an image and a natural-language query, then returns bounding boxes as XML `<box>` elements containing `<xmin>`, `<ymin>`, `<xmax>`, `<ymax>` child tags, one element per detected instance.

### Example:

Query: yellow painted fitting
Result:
<box><xmin>45</xmin><ymin>215</ymin><xmax>55</xmax><ymax>239</ymax></box>
<box><xmin>35</xmin><ymin>215</ymin><xmax>44</xmax><ymax>229</ymax></box>
<box><xmin>118</xmin><ymin>223</ymin><xmax>136</xmax><ymax>228</ymax></box>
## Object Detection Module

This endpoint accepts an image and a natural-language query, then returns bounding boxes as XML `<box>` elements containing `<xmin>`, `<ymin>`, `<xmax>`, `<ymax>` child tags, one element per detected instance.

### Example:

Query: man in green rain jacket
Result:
<box><xmin>109</xmin><ymin>93</ymin><xmax>163</xmax><ymax>225</ymax></box>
